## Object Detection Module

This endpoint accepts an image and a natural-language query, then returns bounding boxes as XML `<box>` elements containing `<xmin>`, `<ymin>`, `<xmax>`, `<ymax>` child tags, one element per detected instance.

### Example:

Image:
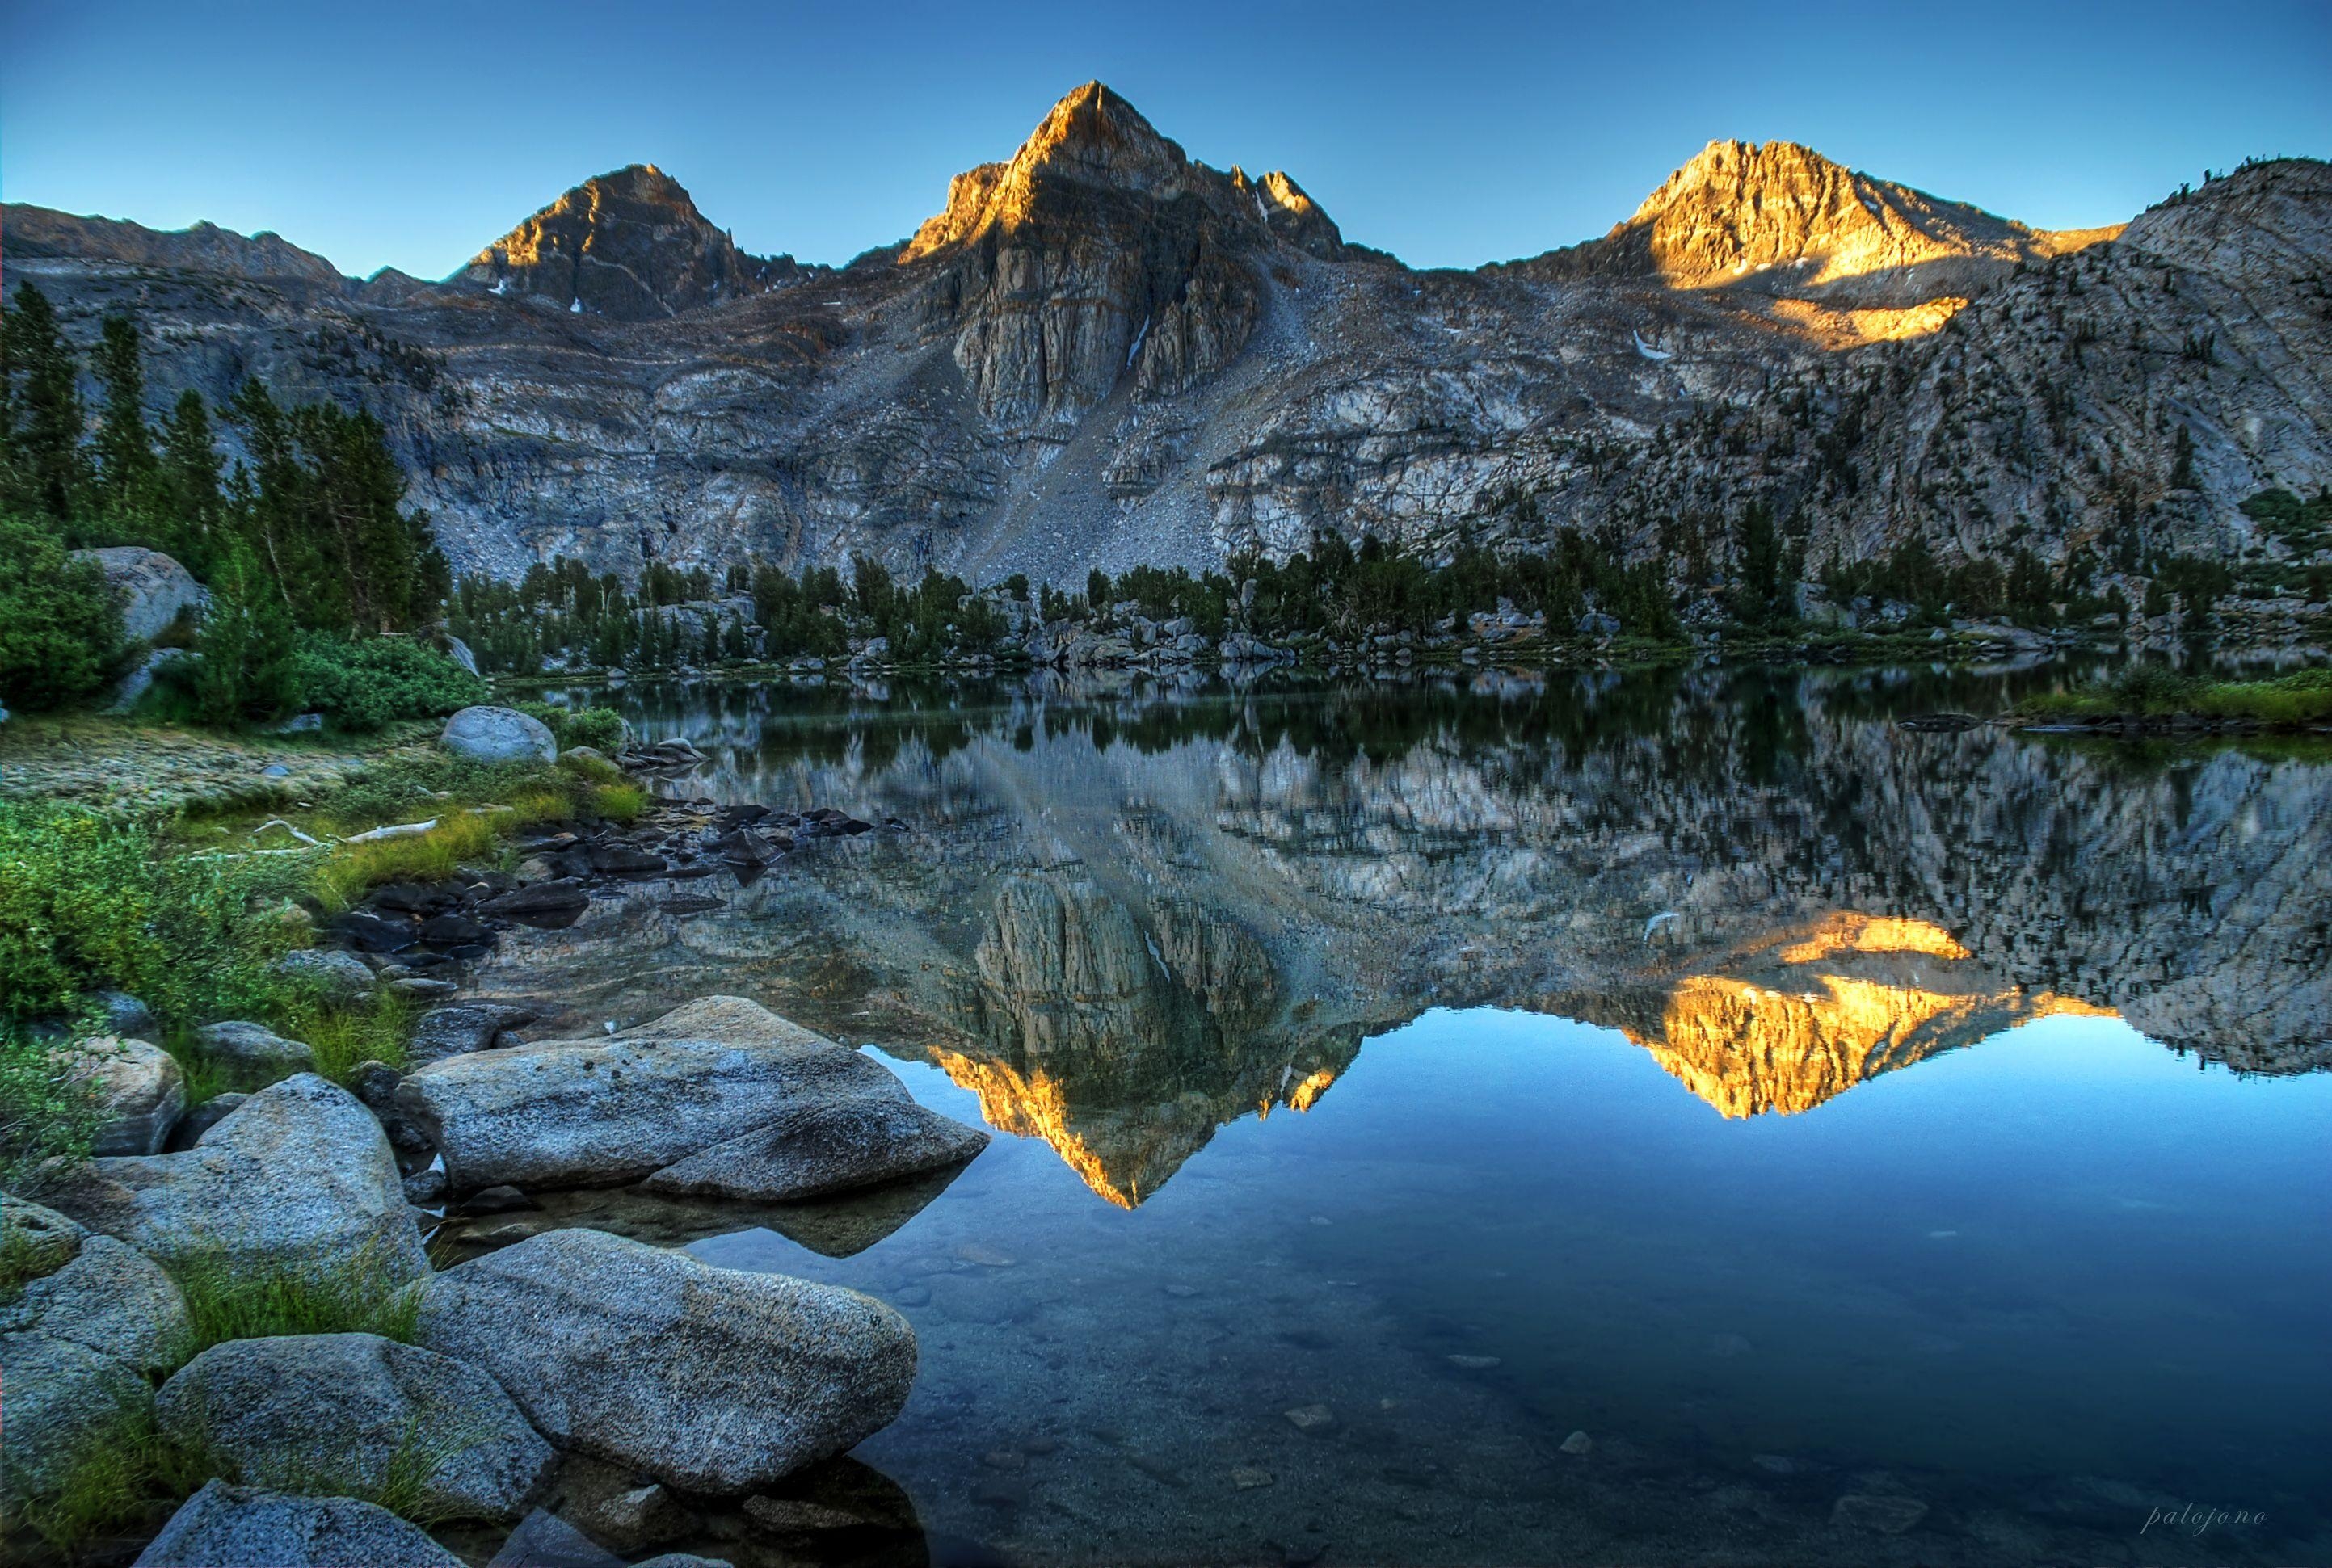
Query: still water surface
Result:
<box><xmin>478</xmin><ymin>666</ymin><xmax>2331</xmax><ymax>1566</ymax></box>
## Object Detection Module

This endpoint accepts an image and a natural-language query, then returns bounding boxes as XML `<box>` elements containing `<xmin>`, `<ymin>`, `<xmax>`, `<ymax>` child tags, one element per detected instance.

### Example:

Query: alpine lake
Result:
<box><xmin>443</xmin><ymin>662</ymin><xmax>2331</xmax><ymax>1568</ymax></box>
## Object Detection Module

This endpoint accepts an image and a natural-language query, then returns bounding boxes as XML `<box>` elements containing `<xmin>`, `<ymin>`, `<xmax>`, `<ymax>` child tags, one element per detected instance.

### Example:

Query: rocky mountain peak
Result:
<box><xmin>461</xmin><ymin>163</ymin><xmax>790</xmax><ymax>320</ymax></box>
<box><xmin>1534</xmin><ymin>137</ymin><xmax>2116</xmax><ymax>307</ymax></box>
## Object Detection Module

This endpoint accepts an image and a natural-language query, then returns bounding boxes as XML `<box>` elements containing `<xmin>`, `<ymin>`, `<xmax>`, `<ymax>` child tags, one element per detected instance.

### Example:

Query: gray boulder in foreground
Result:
<box><xmin>394</xmin><ymin>998</ymin><xmax>907</xmax><ymax>1191</ymax></box>
<box><xmin>156</xmin><ymin>1331</ymin><xmax>553</xmax><ymax>1524</ymax></box>
<box><xmin>37</xmin><ymin>1074</ymin><xmax>428</xmax><ymax>1284</ymax></box>
<box><xmin>416</xmin><ymin>1228</ymin><xmax>916</xmax><ymax>1493</ymax></box>
<box><xmin>642</xmin><ymin>1093</ymin><xmax>988</xmax><ymax>1201</ymax></box>
<box><xmin>132</xmin><ymin>1479</ymin><xmax>464</xmax><ymax>1567</ymax></box>
<box><xmin>442</xmin><ymin>705</ymin><xmax>557</xmax><ymax>764</ymax></box>
<box><xmin>272</xmin><ymin>948</ymin><xmax>379</xmax><ymax>1006</ymax></box>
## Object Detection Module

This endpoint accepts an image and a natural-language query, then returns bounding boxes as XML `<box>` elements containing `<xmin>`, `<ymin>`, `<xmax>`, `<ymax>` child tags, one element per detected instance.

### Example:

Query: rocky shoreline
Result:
<box><xmin>2</xmin><ymin>709</ymin><xmax>992</xmax><ymax>1566</ymax></box>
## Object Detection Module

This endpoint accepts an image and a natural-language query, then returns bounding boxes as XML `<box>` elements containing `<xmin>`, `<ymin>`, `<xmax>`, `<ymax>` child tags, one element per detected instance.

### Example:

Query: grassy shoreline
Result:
<box><xmin>2014</xmin><ymin>666</ymin><xmax>2332</xmax><ymax>731</ymax></box>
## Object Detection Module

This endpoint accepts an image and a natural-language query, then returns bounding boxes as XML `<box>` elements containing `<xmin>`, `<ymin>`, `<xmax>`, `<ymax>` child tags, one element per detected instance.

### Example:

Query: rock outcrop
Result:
<box><xmin>415</xmin><ymin>1228</ymin><xmax>916</xmax><ymax>1492</ymax></box>
<box><xmin>70</xmin><ymin>546</ymin><xmax>209</xmax><ymax>641</ymax></box>
<box><xmin>442</xmin><ymin>705</ymin><xmax>558</xmax><ymax>764</ymax></box>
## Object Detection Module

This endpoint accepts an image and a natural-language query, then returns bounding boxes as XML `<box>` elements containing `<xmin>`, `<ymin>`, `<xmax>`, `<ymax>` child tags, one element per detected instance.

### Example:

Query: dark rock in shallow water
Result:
<box><xmin>333</xmin><ymin>910</ymin><xmax>419</xmax><ymax>953</ymax></box>
<box><xmin>479</xmin><ymin>879</ymin><xmax>589</xmax><ymax>918</ymax></box>
<box><xmin>411</xmin><ymin>1003</ymin><xmax>539</xmax><ymax>1066</ymax></box>
<box><xmin>133</xmin><ymin>1480</ymin><xmax>465</xmax><ymax>1566</ymax></box>
<box><xmin>420</xmin><ymin>913</ymin><xmax>491</xmax><ymax>945</ymax></box>
<box><xmin>587</xmin><ymin>843</ymin><xmax>667</xmax><ymax>875</ymax></box>
<box><xmin>349</xmin><ymin>1060</ymin><xmax>432</xmax><ymax>1157</ymax></box>
<box><xmin>463</xmin><ymin>1184</ymin><xmax>538</xmax><ymax>1216</ymax></box>
<box><xmin>486</xmin><ymin>1507</ymin><xmax>624</xmax><ymax>1568</ymax></box>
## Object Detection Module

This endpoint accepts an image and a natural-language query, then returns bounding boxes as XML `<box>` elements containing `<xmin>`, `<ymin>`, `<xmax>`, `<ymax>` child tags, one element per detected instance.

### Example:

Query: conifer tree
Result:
<box><xmin>91</xmin><ymin>313</ymin><xmax>159</xmax><ymax>517</ymax></box>
<box><xmin>4</xmin><ymin>284</ymin><xmax>86</xmax><ymax>523</ymax></box>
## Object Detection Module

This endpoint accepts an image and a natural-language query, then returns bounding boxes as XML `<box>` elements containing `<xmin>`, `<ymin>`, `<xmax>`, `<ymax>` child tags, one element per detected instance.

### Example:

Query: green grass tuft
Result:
<box><xmin>167</xmin><ymin>1236</ymin><xmax>423</xmax><ymax>1358</ymax></box>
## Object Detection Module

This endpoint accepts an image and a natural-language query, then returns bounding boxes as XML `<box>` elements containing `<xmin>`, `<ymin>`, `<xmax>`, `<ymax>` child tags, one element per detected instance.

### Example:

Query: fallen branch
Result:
<box><xmin>341</xmin><ymin>818</ymin><xmax>438</xmax><ymax>844</ymax></box>
<box><xmin>251</xmin><ymin>818</ymin><xmax>323</xmax><ymax>847</ymax></box>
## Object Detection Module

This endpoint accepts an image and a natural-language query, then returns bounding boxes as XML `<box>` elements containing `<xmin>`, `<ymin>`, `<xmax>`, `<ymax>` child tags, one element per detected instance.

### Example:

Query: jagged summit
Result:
<box><xmin>460</xmin><ymin>163</ymin><xmax>797</xmax><ymax>320</ymax></box>
<box><xmin>1530</xmin><ymin>137</ymin><xmax>2116</xmax><ymax>306</ymax></box>
<box><xmin>902</xmin><ymin>82</ymin><xmax>1342</xmax><ymax>263</ymax></box>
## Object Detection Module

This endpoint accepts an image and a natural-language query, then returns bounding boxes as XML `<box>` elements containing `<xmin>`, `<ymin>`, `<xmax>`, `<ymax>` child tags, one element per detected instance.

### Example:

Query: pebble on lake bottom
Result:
<box><xmin>1560</xmin><ymin>1430</ymin><xmax>1593</xmax><ymax>1455</ymax></box>
<box><xmin>1446</xmin><ymin>1354</ymin><xmax>1501</xmax><ymax>1369</ymax></box>
<box><xmin>1283</xmin><ymin>1404</ymin><xmax>1337</xmax><ymax>1434</ymax></box>
<box><xmin>1231</xmin><ymin>1467</ymin><xmax>1275</xmax><ymax>1490</ymax></box>
<box><xmin>1832</xmin><ymin>1494</ymin><xmax>1929</xmax><ymax>1533</ymax></box>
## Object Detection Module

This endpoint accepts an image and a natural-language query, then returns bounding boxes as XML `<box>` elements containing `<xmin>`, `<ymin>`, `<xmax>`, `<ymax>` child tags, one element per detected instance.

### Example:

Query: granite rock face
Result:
<box><xmin>155</xmin><ymin>1332</ymin><xmax>554</xmax><ymax>1523</ymax></box>
<box><xmin>4</xmin><ymin>90</ymin><xmax>2322</xmax><ymax>600</ymax></box>
<box><xmin>639</xmin><ymin>1093</ymin><xmax>990</xmax><ymax>1201</ymax></box>
<box><xmin>415</xmin><ymin>1228</ymin><xmax>917</xmax><ymax>1493</ymax></box>
<box><xmin>461</xmin><ymin>163</ymin><xmax>802</xmax><ymax>321</ymax></box>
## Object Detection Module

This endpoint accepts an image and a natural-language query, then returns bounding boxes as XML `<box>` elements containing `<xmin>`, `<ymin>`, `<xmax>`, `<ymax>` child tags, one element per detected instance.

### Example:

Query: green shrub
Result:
<box><xmin>516</xmin><ymin>701</ymin><xmax>626</xmax><ymax>753</ymax></box>
<box><xmin>289</xmin><ymin>634</ymin><xmax>486</xmax><ymax>731</ymax></box>
<box><xmin>0</xmin><ymin>801</ymin><xmax>297</xmax><ymax>1029</ymax></box>
<box><xmin>0</xmin><ymin>512</ymin><xmax>127</xmax><ymax>710</ymax></box>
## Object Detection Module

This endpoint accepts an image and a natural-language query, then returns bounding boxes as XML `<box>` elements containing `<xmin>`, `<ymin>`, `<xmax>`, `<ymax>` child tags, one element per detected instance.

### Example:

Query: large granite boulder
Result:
<box><xmin>416</xmin><ymin>1228</ymin><xmax>916</xmax><ymax>1493</ymax></box>
<box><xmin>57</xmin><ymin>1035</ymin><xmax>186</xmax><ymax>1156</ymax></box>
<box><xmin>394</xmin><ymin>1001</ymin><xmax>907</xmax><ymax>1192</ymax></box>
<box><xmin>37</xmin><ymin>1074</ymin><xmax>428</xmax><ymax>1284</ymax></box>
<box><xmin>0</xmin><ymin>1196</ymin><xmax>191</xmax><ymax>1509</ymax></box>
<box><xmin>442</xmin><ymin>706</ymin><xmax>557</xmax><ymax>764</ymax></box>
<box><xmin>131</xmin><ymin>1479</ymin><xmax>465</xmax><ymax>1567</ymax></box>
<box><xmin>156</xmin><ymin>1332</ymin><xmax>554</xmax><ymax>1523</ymax></box>
<box><xmin>72</xmin><ymin>545</ymin><xmax>208</xmax><ymax>640</ymax></box>
<box><xmin>641</xmin><ymin>1094</ymin><xmax>988</xmax><ymax>1202</ymax></box>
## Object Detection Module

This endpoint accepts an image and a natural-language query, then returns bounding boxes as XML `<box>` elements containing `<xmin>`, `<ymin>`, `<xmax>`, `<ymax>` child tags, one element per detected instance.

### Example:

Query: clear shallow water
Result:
<box><xmin>478</xmin><ymin>666</ymin><xmax>2332</xmax><ymax>1566</ymax></box>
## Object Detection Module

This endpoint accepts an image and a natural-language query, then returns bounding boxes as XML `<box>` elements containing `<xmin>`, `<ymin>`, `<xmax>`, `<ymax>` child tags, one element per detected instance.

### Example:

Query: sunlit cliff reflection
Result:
<box><xmin>483</xmin><ymin>666</ymin><xmax>2332</xmax><ymax>1206</ymax></box>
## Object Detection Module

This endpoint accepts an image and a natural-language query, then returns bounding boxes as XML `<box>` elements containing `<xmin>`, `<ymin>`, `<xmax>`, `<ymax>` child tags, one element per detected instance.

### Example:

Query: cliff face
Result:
<box><xmin>4</xmin><ymin>87</ymin><xmax>2325</xmax><ymax>594</ymax></box>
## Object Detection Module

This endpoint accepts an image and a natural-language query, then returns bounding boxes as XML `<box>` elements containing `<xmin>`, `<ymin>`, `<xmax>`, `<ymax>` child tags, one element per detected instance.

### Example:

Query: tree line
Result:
<box><xmin>0</xmin><ymin>282</ymin><xmax>464</xmax><ymax>724</ymax></box>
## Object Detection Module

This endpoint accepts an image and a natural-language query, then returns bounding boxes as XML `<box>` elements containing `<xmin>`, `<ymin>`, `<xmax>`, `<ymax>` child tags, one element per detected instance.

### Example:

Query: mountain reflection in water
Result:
<box><xmin>479</xmin><ymin>666</ymin><xmax>2332</xmax><ymax>1207</ymax></box>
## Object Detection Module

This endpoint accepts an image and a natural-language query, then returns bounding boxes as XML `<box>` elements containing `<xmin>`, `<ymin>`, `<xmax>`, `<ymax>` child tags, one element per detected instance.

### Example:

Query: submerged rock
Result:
<box><xmin>416</xmin><ymin>1228</ymin><xmax>916</xmax><ymax>1493</ymax></box>
<box><xmin>132</xmin><ymin>1479</ymin><xmax>465</xmax><ymax>1567</ymax></box>
<box><xmin>156</xmin><ymin>1332</ymin><xmax>554</xmax><ymax>1524</ymax></box>
<box><xmin>39</xmin><ymin>1074</ymin><xmax>429</xmax><ymax>1284</ymax></box>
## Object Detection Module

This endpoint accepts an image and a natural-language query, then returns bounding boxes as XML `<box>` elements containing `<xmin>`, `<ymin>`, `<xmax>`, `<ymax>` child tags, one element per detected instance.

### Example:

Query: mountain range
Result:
<box><xmin>5</xmin><ymin>82</ymin><xmax>2327</xmax><ymax>594</ymax></box>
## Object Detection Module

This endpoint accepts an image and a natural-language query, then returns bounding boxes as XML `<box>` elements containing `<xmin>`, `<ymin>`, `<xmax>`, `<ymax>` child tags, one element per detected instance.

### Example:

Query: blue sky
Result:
<box><xmin>5</xmin><ymin>0</ymin><xmax>2325</xmax><ymax>279</ymax></box>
